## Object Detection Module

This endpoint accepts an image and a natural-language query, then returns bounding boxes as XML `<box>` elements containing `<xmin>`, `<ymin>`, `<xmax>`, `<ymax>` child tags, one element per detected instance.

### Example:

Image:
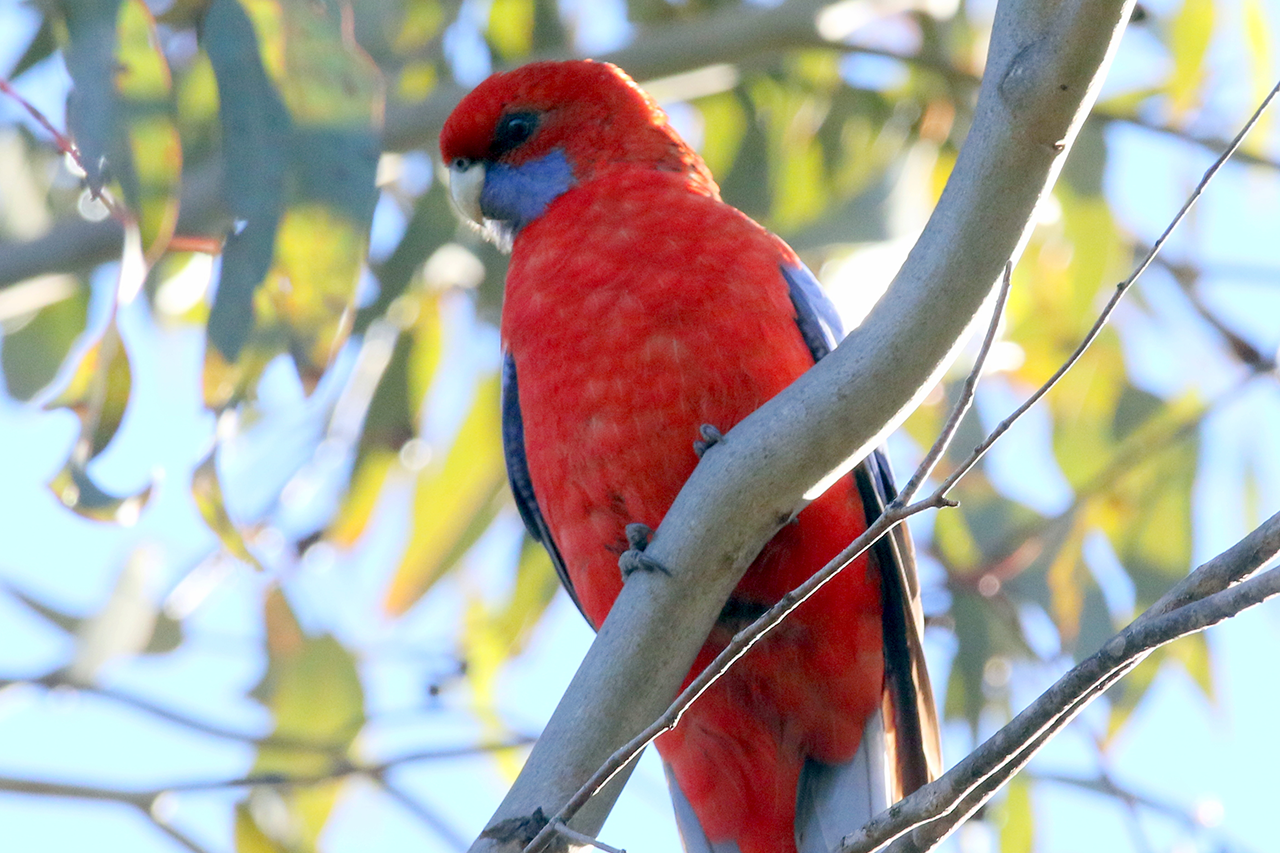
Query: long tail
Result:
<box><xmin>664</xmin><ymin>449</ymin><xmax>941</xmax><ymax>853</ymax></box>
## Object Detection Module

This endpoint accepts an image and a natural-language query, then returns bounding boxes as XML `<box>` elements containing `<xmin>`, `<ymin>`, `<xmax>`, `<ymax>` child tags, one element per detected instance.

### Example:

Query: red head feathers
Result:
<box><xmin>440</xmin><ymin>60</ymin><xmax>718</xmax><ymax>236</ymax></box>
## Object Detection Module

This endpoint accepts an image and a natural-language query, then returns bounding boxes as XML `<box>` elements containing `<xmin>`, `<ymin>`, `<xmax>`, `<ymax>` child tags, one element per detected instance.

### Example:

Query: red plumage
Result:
<box><xmin>441</xmin><ymin>60</ymin><xmax>931</xmax><ymax>853</ymax></box>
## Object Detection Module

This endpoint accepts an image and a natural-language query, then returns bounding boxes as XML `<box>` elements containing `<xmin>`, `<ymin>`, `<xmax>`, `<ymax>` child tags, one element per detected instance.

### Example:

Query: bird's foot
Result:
<box><xmin>693</xmin><ymin>423</ymin><xmax>725</xmax><ymax>458</ymax></box>
<box><xmin>619</xmin><ymin>522</ymin><xmax>672</xmax><ymax>579</ymax></box>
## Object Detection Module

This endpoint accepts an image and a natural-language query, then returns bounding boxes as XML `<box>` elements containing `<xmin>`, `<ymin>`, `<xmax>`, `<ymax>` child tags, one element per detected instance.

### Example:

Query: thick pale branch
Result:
<box><xmin>518</xmin><ymin>266</ymin><xmax>1014</xmax><ymax>853</ymax></box>
<box><xmin>472</xmin><ymin>0</ymin><xmax>1137</xmax><ymax>847</ymax></box>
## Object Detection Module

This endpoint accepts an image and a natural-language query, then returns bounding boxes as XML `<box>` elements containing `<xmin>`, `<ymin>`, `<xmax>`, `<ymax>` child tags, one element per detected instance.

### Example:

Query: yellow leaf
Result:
<box><xmin>1045</xmin><ymin>516</ymin><xmax>1087</xmax><ymax>644</ymax></box>
<box><xmin>252</xmin><ymin>588</ymin><xmax>364</xmax><ymax>779</ymax></box>
<box><xmin>192</xmin><ymin>451</ymin><xmax>264</xmax><ymax>570</ymax></box>
<box><xmin>488</xmin><ymin>0</ymin><xmax>534</xmax><ymax>60</ymax></box>
<box><xmin>998</xmin><ymin>775</ymin><xmax>1035</xmax><ymax>853</ymax></box>
<box><xmin>1242</xmin><ymin>0</ymin><xmax>1275</xmax><ymax>148</ymax></box>
<box><xmin>384</xmin><ymin>374</ymin><xmax>507</xmax><ymax>614</ymax></box>
<box><xmin>1166</xmin><ymin>0</ymin><xmax>1215</xmax><ymax>120</ymax></box>
<box><xmin>328</xmin><ymin>448</ymin><xmax>398</xmax><ymax>547</ymax></box>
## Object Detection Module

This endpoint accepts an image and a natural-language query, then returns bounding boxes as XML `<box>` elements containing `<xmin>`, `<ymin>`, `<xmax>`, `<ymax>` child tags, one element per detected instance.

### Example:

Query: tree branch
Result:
<box><xmin>845</xmin><ymin>517</ymin><xmax>1280</xmax><ymax>853</ymax></box>
<box><xmin>520</xmin><ymin>264</ymin><xmax>1014</xmax><ymax>853</ymax></box>
<box><xmin>473</xmin><ymin>0</ymin><xmax>1140</xmax><ymax>845</ymax></box>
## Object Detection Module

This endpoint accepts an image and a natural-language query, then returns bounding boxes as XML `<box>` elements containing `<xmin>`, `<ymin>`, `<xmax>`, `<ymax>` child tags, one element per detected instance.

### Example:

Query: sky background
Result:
<box><xmin>1</xmin><ymin>0</ymin><xmax>1279</xmax><ymax>852</ymax></box>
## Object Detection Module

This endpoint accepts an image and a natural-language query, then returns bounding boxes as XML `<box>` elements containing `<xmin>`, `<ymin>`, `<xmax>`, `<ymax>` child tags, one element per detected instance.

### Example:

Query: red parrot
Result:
<box><xmin>440</xmin><ymin>60</ymin><xmax>940</xmax><ymax>853</ymax></box>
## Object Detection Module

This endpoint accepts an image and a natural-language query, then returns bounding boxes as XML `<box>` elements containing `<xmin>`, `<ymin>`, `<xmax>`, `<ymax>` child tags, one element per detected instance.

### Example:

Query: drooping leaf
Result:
<box><xmin>192</xmin><ymin>449</ymin><xmax>264</xmax><ymax>570</ymax></box>
<box><xmin>462</xmin><ymin>534</ymin><xmax>560</xmax><ymax>777</ymax></box>
<box><xmin>44</xmin><ymin>316</ymin><xmax>130</xmax><ymax>459</ymax></box>
<box><xmin>328</xmin><ymin>287</ymin><xmax>444</xmax><ymax>546</ymax></box>
<box><xmin>112</xmin><ymin>0</ymin><xmax>182</xmax><ymax>261</ymax></box>
<box><xmin>6</xmin><ymin>18</ymin><xmax>56</xmax><ymax>79</ymax></box>
<box><xmin>944</xmin><ymin>590</ymin><xmax>992</xmax><ymax>731</ymax></box>
<box><xmin>56</xmin><ymin>0</ymin><xmax>182</xmax><ymax>257</ymax></box>
<box><xmin>38</xmin><ymin>284</ymin><xmax>154</xmax><ymax>523</ymax></box>
<box><xmin>200</xmin><ymin>0</ymin><xmax>382</xmax><ymax>407</ymax></box>
<box><xmin>202</xmin><ymin>0</ymin><xmax>290</xmax><ymax>366</ymax></box>
<box><xmin>59</xmin><ymin>0</ymin><xmax>123</xmax><ymax>193</ymax></box>
<box><xmin>238</xmin><ymin>588</ymin><xmax>364</xmax><ymax>851</ymax></box>
<box><xmin>383</xmin><ymin>372</ymin><xmax>507</xmax><ymax>615</ymax></box>
<box><xmin>1044</xmin><ymin>514</ymin><xmax>1088</xmax><ymax>646</ymax></box>
<box><xmin>1</xmin><ymin>278</ymin><xmax>88</xmax><ymax>400</ymax></box>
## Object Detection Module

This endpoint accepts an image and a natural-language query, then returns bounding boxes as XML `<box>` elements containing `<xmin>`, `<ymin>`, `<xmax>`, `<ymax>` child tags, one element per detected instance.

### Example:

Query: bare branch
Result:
<box><xmin>841</xmin><ymin>514</ymin><xmax>1280</xmax><ymax>853</ymax></box>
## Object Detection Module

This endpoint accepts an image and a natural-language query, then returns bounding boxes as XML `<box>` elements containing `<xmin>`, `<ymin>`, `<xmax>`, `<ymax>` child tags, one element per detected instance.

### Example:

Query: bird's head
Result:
<box><xmin>439</xmin><ymin>60</ymin><xmax>717</xmax><ymax>247</ymax></box>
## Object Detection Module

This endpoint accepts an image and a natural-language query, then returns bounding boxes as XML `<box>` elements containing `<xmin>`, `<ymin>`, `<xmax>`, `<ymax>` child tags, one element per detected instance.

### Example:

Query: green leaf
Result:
<box><xmin>237</xmin><ymin>589</ymin><xmax>364</xmax><ymax>852</ymax></box>
<box><xmin>696</xmin><ymin>91</ymin><xmax>747</xmax><ymax>179</ymax></box>
<box><xmin>59</xmin><ymin>0</ymin><xmax>123</xmax><ymax>193</ymax></box>
<box><xmin>329</xmin><ymin>288</ymin><xmax>445</xmax><ymax>547</ymax></box>
<box><xmin>1</xmin><ymin>279</ymin><xmax>88</xmax><ymax>400</ymax></box>
<box><xmin>39</xmin><ymin>313</ymin><xmax>154</xmax><ymax>523</ymax></box>
<box><xmin>944</xmin><ymin>591</ymin><xmax>991</xmax><ymax>731</ymax></box>
<box><xmin>113</xmin><ymin>0</ymin><xmax>182</xmax><ymax>261</ymax></box>
<box><xmin>7</xmin><ymin>18</ymin><xmax>56</xmax><ymax>79</ymax></box>
<box><xmin>253</xmin><ymin>588</ymin><xmax>364</xmax><ymax>764</ymax></box>
<box><xmin>201</xmin><ymin>0</ymin><xmax>382</xmax><ymax>406</ymax></box>
<box><xmin>1044</xmin><ymin>515</ymin><xmax>1088</xmax><ymax>646</ymax></box>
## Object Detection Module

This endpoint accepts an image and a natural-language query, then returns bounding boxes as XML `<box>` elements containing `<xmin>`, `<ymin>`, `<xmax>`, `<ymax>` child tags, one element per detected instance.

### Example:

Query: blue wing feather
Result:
<box><xmin>784</xmin><ymin>260</ymin><xmax>940</xmax><ymax>803</ymax></box>
<box><xmin>501</xmin><ymin>351</ymin><xmax>584</xmax><ymax>616</ymax></box>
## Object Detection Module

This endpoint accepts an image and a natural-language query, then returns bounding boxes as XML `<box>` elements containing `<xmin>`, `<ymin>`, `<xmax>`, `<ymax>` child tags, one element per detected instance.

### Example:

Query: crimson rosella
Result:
<box><xmin>440</xmin><ymin>60</ymin><xmax>940</xmax><ymax>853</ymax></box>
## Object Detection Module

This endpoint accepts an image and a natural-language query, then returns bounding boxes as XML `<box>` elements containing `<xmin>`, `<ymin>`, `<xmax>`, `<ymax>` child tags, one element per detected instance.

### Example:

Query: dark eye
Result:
<box><xmin>492</xmin><ymin>111</ymin><xmax>538</xmax><ymax>157</ymax></box>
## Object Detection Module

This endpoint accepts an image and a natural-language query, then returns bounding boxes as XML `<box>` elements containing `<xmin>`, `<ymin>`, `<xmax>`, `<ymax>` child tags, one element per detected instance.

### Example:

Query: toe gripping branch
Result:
<box><xmin>692</xmin><ymin>424</ymin><xmax>725</xmax><ymax>458</ymax></box>
<box><xmin>618</xmin><ymin>522</ymin><xmax>672</xmax><ymax>579</ymax></box>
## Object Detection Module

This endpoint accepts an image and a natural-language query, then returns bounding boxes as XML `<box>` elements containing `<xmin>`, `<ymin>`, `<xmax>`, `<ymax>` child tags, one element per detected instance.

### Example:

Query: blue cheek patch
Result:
<box><xmin>481</xmin><ymin>149</ymin><xmax>576</xmax><ymax>235</ymax></box>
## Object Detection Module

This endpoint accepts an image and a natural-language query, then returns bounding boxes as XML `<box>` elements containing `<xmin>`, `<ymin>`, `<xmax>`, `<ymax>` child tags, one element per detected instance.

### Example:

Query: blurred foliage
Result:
<box><xmin>0</xmin><ymin>0</ymin><xmax>1276</xmax><ymax>851</ymax></box>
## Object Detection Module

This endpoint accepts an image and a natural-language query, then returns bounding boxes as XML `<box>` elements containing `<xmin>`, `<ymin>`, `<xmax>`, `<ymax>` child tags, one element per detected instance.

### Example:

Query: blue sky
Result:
<box><xmin>1</xmin><ymin>2</ymin><xmax>1279</xmax><ymax>852</ymax></box>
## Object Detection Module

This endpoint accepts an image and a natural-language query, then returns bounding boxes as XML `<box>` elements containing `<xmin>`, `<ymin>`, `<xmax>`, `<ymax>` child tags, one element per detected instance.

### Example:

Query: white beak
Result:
<box><xmin>447</xmin><ymin>160</ymin><xmax>486</xmax><ymax>226</ymax></box>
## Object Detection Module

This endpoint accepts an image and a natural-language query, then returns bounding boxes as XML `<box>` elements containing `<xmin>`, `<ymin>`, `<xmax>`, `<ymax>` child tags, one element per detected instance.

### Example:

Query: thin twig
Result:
<box><xmin>841</xmin><ymin>77</ymin><xmax>1280</xmax><ymax>853</ymax></box>
<box><xmin>551</xmin><ymin>821</ymin><xmax>628</xmax><ymax>853</ymax></box>
<box><xmin>0</xmin><ymin>737</ymin><xmax>533</xmax><ymax>802</ymax></box>
<box><xmin>521</xmin><ymin>263</ymin><xmax>1018</xmax><ymax>853</ymax></box>
<box><xmin>898</xmin><ymin>262</ymin><xmax>1013</xmax><ymax>503</ymax></box>
<box><xmin>854</xmin><ymin>521</ymin><xmax>1280</xmax><ymax>853</ymax></box>
<box><xmin>924</xmin><ymin>77</ymin><xmax>1280</xmax><ymax>506</ymax></box>
<box><xmin>0</xmin><ymin>77</ymin><xmax>127</xmax><ymax>220</ymax></box>
<box><xmin>140</xmin><ymin>810</ymin><xmax>218</xmax><ymax>853</ymax></box>
<box><xmin>372</xmin><ymin>773</ymin><xmax>470</xmax><ymax>852</ymax></box>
